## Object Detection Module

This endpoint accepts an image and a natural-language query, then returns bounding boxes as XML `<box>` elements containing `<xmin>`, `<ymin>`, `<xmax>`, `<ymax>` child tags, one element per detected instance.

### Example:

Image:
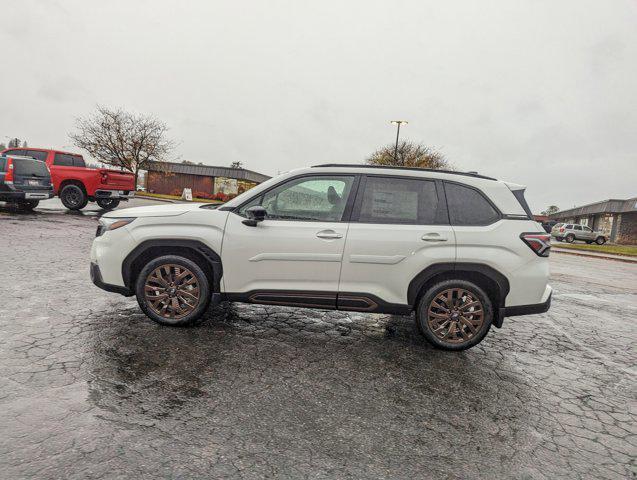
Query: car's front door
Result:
<box><xmin>581</xmin><ymin>225</ymin><xmax>595</xmax><ymax>240</ymax></box>
<box><xmin>221</xmin><ymin>174</ymin><xmax>357</xmax><ymax>307</ymax></box>
<box><xmin>338</xmin><ymin>175</ymin><xmax>455</xmax><ymax>309</ymax></box>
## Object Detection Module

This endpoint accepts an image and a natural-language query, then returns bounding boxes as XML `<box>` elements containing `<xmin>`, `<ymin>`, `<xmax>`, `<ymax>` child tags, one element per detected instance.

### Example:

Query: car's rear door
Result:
<box><xmin>10</xmin><ymin>157</ymin><xmax>52</xmax><ymax>198</ymax></box>
<box><xmin>221</xmin><ymin>174</ymin><xmax>357</xmax><ymax>307</ymax></box>
<box><xmin>338</xmin><ymin>175</ymin><xmax>454</xmax><ymax>309</ymax></box>
<box><xmin>581</xmin><ymin>225</ymin><xmax>594</xmax><ymax>240</ymax></box>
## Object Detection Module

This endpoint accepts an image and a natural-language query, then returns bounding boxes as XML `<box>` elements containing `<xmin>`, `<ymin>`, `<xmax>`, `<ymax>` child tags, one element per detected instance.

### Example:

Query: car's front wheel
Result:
<box><xmin>135</xmin><ymin>255</ymin><xmax>210</xmax><ymax>326</ymax></box>
<box><xmin>416</xmin><ymin>280</ymin><xmax>493</xmax><ymax>351</ymax></box>
<box><xmin>595</xmin><ymin>236</ymin><xmax>606</xmax><ymax>245</ymax></box>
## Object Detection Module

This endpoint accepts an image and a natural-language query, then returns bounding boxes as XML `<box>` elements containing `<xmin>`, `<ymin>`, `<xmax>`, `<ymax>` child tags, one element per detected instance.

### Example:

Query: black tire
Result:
<box><xmin>60</xmin><ymin>184</ymin><xmax>88</xmax><ymax>210</ymax></box>
<box><xmin>595</xmin><ymin>236</ymin><xmax>606</xmax><ymax>245</ymax></box>
<box><xmin>416</xmin><ymin>279</ymin><xmax>493</xmax><ymax>351</ymax></box>
<box><xmin>19</xmin><ymin>200</ymin><xmax>39</xmax><ymax>211</ymax></box>
<box><xmin>96</xmin><ymin>198</ymin><xmax>121</xmax><ymax>210</ymax></box>
<box><xmin>565</xmin><ymin>234</ymin><xmax>575</xmax><ymax>243</ymax></box>
<box><xmin>135</xmin><ymin>255</ymin><xmax>211</xmax><ymax>327</ymax></box>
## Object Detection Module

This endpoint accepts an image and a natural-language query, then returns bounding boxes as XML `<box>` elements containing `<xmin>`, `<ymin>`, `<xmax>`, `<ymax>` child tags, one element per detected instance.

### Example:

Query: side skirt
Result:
<box><xmin>223</xmin><ymin>290</ymin><xmax>412</xmax><ymax>316</ymax></box>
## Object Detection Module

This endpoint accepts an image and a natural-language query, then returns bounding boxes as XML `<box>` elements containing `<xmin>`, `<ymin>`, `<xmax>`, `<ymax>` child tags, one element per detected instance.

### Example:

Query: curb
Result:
<box><xmin>134</xmin><ymin>195</ymin><xmax>179</xmax><ymax>204</ymax></box>
<box><xmin>552</xmin><ymin>248</ymin><xmax>637</xmax><ymax>264</ymax></box>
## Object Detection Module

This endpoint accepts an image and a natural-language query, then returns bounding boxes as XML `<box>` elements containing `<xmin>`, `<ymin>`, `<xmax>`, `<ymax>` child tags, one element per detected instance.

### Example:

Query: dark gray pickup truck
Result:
<box><xmin>0</xmin><ymin>154</ymin><xmax>54</xmax><ymax>210</ymax></box>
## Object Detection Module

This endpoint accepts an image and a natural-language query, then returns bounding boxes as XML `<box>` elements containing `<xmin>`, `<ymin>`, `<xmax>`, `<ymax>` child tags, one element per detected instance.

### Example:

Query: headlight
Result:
<box><xmin>96</xmin><ymin>217</ymin><xmax>135</xmax><ymax>237</ymax></box>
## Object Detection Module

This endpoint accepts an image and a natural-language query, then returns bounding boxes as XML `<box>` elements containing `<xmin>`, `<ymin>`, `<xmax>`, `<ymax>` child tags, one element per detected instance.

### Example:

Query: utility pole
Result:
<box><xmin>390</xmin><ymin>120</ymin><xmax>408</xmax><ymax>165</ymax></box>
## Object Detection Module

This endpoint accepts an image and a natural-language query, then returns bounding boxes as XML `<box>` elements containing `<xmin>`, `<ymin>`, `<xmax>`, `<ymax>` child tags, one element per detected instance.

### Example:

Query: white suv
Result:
<box><xmin>90</xmin><ymin>165</ymin><xmax>552</xmax><ymax>350</ymax></box>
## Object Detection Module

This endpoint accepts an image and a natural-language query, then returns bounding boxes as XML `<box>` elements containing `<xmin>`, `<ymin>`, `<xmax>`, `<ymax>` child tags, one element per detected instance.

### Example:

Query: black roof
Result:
<box><xmin>311</xmin><ymin>164</ymin><xmax>497</xmax><ymax>181</ymax></box>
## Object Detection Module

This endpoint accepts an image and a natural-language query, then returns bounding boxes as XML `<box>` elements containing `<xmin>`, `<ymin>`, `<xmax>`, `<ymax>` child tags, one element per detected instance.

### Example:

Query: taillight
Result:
<box><xmin>559</xmin><ymin>227</ymin><xmax>565</xmax><ymax>233</ymax></box>
<box><xmin>5</xmin><ymin>158</ymin><xmax>14</xmax><ymax>183</ymax></box>
<box><xmin>520</xmin><ymin>233</ymin><xmax>550</xmax><ymax>257</ymax></box>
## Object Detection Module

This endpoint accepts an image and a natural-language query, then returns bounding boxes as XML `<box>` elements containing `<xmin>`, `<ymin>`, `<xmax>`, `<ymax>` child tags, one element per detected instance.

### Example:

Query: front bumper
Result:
<box><xmin>90</xmin><ymin>262</ymin><xmax>133</xmax><ymax>296</ymax></box>
<box><xmin>94</xmin><ymin>189</ymin><xmax>135</xmax><ymax>200</ymax></box>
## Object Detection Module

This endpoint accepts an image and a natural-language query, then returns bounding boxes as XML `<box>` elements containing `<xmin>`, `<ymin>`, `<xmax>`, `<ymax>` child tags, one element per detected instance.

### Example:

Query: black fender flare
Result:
<box><xmin>122</xmin><ymin>239</ymin><xmax>223</xmax><ymax>293</ymax></box>
<box><xmin>407</xmin><ymin>262</ymin><xmax>510</xmax><ymax>327</ymax></box>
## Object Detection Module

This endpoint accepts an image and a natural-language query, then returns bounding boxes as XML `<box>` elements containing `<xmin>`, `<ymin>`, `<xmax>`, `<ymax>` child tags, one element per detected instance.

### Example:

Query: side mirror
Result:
<box><xmin>242</xmin><ymin>205</ymin><xmax>267</xmax><ymax>227</ymax></box>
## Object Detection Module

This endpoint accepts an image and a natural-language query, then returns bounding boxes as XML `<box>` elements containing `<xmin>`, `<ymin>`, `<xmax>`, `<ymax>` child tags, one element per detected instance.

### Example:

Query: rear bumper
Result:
<box><xmin>502</xmin><ymin>291</ymin><xmax>552</xmax><ymax>318</ymax></box>
<box><xmin>0</xmin><ymin>190</ymin><xmax>54</xmax><ymax>201</ymax></box>
<box><xmin>90</xmin><ymin>262</ymin><xmax>133</xmax><ymax>296</ymax></box>
<box><xmin>94</xmin><ymin>189</ymin><xmax>135</xmax><ymax>200</ymax></box>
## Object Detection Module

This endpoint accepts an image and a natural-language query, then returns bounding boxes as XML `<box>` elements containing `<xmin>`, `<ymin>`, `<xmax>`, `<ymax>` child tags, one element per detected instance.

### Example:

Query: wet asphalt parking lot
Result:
<box><xmin>1</xmin><ymin>198</ymin><xmax>635</xmax><ymax>479</ymax></box>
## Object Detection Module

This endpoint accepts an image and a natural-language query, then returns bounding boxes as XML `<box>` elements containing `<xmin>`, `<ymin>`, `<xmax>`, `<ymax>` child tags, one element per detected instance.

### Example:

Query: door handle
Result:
<box><xmin>316</xmin><ymin>230</ymin><xmax>343</xmax><ymax>240</ymax></box>
<box><xmin>421</xmin><ymin>233</ymin><xmax>448</xmax><ymax>242</ymax></box>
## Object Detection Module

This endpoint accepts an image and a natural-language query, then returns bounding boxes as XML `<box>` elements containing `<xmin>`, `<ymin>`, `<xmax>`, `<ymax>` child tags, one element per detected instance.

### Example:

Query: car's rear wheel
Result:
<box><xmin>416</xmin><ymin>280</ymin><xmax>493</xmax><ymax>351</ymax></box>
<box><xmin>595</xmin><ymin>236</ymin><xmax>606</xmax><ymax>245</ymax></box>
<box><xmin>565</xmin><ymin>234</ymin><xmax>575</xmax><ymax>243</ymax></box>
<box><xmin>96</xmin><ymin>198</ymin><xmax>120</xmax><ymax>210</ymax></box>
<box><xmin>135</xmin><ymin>255</ymin><xmax>210</xmax><ymax>326</ymax></box>
<box><xmin>60</xmin><ymin>184</ymin><xmax>88</xmax><ymax>210</ymax></box>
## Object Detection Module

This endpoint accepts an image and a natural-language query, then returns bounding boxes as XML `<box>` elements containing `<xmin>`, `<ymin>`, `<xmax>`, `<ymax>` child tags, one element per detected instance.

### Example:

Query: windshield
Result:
<box><xmin>13</xmin><ymin>158</ymin><xmax>50</xmax><ymax>177</ymax></box>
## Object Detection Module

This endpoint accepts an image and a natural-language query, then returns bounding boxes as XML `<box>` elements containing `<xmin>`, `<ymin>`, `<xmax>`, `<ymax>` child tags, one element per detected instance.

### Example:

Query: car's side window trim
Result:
<box><xmin>349</xmin><ymin>174</ymin><xmax>448</xmax><ymax>226</ymax></box>
<box><xmin>441</xmin><ymin>180</ymin><xmax>503</xmax><ymax>227</ymax></box>
<box><xmin>232</xmin><ymin>173</ymin><xmax>361</xmax><ymax>223</ymax></box>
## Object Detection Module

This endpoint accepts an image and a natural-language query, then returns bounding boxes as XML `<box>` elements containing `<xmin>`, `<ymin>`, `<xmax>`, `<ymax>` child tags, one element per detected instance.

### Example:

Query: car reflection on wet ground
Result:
<box><xmin>1</xmin><ymin>199</ymin><xmax>635</xmax><ymax>479</ymax></box>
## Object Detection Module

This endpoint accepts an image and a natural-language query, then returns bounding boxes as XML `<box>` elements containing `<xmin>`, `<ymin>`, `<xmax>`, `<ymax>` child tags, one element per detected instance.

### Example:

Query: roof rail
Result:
<box><xmin>311</xmin><ymin>164</ymin><xmax>497</xmax><ymax>181</ymax></box>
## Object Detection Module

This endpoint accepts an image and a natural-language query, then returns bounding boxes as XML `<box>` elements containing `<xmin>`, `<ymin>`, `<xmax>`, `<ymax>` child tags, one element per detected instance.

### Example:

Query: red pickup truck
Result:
<box><xmin>0</xmin><ymin>147</ymin><xmax>135</xmax><ymax>210</ymax></box>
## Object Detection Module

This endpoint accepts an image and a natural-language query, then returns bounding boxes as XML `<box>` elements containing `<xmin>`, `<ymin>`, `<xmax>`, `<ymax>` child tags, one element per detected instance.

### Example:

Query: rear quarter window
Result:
<box><xmin>444</xmin><ymin>182</ymin><xmax>500</xmax><ymax>226</ymax></box>
<box><xmin>0</xmin><ymin>157</ymin><xmax>6</xmax><ymax>171</ymax></box>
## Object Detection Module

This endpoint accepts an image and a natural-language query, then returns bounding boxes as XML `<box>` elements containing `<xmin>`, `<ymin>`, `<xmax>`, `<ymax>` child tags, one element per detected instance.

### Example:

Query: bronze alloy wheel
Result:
<box><xmin>427</xmin><ymin>288</ymin><xmax>485</xmax><ymax>344</ymax></box>
<box><xmin>144</xmin><ymin>264</ymin><xmax>201</xmax><ymax>319</ymax></box>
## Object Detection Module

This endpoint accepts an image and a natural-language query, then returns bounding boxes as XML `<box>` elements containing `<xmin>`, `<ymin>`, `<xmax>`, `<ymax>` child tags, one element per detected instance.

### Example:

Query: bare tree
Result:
<box><xmin>0</xmin><ymin>143</ymin><xmax>6</xmax><ymax>151</ymax></box>
<box><xmin>230</xmin><ymin>161</ymin><xmax>243</xmax><ymax>169</ymax></box>
<box><xmin>69</xmin><ymin>106</ymin><xmax>174</xmax><ymax>184</ymax></box>
<box><xmin>366</xmin><ymin>140</ymin><xmax>451</xmax><ymax>170</ymax></box>
<box><xmin>7</xmin><ymin>138</ymin><xmax>22</xmax><ymax>149</ymax></box>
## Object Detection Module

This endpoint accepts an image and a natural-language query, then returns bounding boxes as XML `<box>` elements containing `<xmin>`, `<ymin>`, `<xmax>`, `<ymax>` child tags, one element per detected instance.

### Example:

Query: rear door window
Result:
<box><xmin>574</xmin><ymin>225</ymin><xmax>582</xmax><ymax>231</ymax></box>
<box><xmin>354</xmin><ymin>176</ymin><xmax>444</xmax><ymax>225</ymax></box>
<box><xmin>444</xmin><ymin>182</ymin><xmax>500</xmax><ymax>226</ymax></box>
<box><xmin>54</xmin><ymin>153</ymin><xmax>75</xmax><ymax>166</ymax></box>
<box><xmin>13</xmin><ymin>158</ymin><xmax>50</xmax><ymax>177</ymax></box>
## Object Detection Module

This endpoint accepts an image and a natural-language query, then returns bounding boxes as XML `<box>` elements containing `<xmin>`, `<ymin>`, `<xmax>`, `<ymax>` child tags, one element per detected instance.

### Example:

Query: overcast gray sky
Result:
<box><xmin>2</xmin><ymin>0</ymin><xmax>635</xmax><ymax>212</ymax></box>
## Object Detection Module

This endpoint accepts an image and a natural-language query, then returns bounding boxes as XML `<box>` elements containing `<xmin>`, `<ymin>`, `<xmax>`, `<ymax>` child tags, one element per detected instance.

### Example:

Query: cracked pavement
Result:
<box><xmin>1</xmin><ymin>199</ymin><xmax>635</xmax><ymax>479</ymax></box>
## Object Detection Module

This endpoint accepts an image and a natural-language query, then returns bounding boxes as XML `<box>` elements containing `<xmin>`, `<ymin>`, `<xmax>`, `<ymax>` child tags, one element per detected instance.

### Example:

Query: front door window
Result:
<box><xmin>241</xmin><ymin>176</ymin><xmax>355</xmax><ymax>222</ymax></box>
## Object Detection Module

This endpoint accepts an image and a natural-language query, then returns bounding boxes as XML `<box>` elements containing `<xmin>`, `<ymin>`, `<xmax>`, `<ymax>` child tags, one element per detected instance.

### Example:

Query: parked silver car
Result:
<box><xmin>551</xmin><ymin>223</ymin><xmax>607</xmax><ymax>244</ymax></box>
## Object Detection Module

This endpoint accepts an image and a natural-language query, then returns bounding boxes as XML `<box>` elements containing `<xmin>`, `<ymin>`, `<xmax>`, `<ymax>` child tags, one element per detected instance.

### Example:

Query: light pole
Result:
<box><xmin>390</xmin><ymin>120</ymin><xmax>408</xmax><ymax>165</ymax></box>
